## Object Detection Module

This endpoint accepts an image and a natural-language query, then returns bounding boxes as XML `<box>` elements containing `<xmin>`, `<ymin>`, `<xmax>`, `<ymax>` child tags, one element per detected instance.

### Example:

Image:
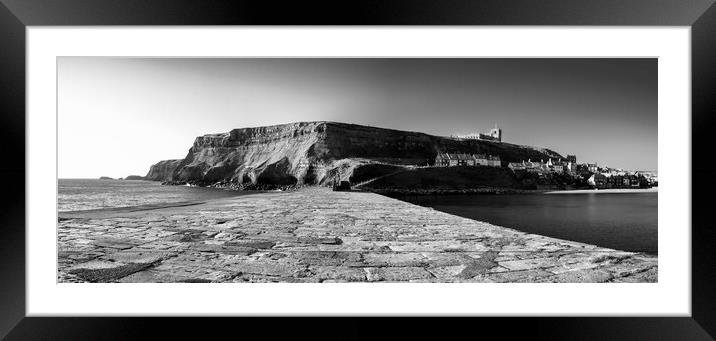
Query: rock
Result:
<box><xmin>68</xmin><ymin>260</ymin><xmax>125</xmax><ymax>270</ymax></box>
<box><xmin>69</xmin><ymin>262</ymin><xmax>155</xmax><ymax>282</ymax></box>
<box><xmin>457</xmin><ymin>252</ymin><xmax>499</xmax><ymax>278</ymax></box>
<box><xmin>610</xmin><ymin>267</ymin><xmax>658</xmax><ymax>282</ymax></box>
<box><xmin>92</xmin><ymin>238</ymin><xmax>138</xmax><ymax>250</ymax></box>
<box><xmin>124</xmin><ymin>175</ymin><xmax>144</xmax><ymax>180</ymax></box>
<box><xmin>427</xmin><ymin>265</ymin><xmax>467</xmax><ymax>279</ymax></box>
<box><xmin>145</xmin><ymin>159</ymin><xmax>183</xmax><ymax>181</ymax></box>
<box><xmin>213</xmin><ymin>232</ymin><xmax>242</xmax><ymax>241</ymax></box>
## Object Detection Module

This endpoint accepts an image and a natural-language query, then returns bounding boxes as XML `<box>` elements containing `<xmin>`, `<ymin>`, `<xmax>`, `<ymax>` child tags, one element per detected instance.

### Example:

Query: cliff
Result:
<box><xmin>145</xmin><ymin>159</ymin><xmax>183</xmax><ymax>181</ymax></box>
<box><xmin>146</xmin><ymin>121</ymin><xmax>564</xmax><ymax>187</ymax></box>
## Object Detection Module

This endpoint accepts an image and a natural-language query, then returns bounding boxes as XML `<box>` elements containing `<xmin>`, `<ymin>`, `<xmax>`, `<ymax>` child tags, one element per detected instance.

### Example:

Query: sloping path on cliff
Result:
<box><xmin>352</xmin><ymin>168</ymin><xmax>413</xmax><ymax>188</ymax></box>
<box><xmin>58</xmin><ymin>187</ymin><xmax>657</xmax><ymax>283</ymax></box>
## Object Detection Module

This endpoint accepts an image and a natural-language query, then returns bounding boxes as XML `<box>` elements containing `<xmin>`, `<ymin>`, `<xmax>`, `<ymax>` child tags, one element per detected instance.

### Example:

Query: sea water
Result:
<box><xmin>397</xmin><ymin>192</ymin><xmax>658</xmax><ymax>254</ymax></box>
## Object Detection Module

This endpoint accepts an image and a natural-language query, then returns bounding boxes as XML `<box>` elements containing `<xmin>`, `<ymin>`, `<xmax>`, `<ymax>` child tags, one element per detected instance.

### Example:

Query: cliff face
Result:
<box><xmin>145</xmin><ymin>159</ymin><xmax>184</xmax><ymax>181</ymax></box>
<box><xmin>147</xmin><ymin>121</ymin><xmax>563</xmax><ymax>187</ymax></box>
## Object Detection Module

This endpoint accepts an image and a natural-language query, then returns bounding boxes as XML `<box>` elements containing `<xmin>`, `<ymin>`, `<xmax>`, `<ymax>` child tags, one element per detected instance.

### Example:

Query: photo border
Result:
<box><xmin>1</xmin><ymin>0</ymin><xmax>715</xmax><ymax>339</ymax></box>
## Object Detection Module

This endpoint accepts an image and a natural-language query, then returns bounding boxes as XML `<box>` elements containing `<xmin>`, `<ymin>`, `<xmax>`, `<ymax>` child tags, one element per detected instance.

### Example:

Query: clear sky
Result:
<box><xmin>58</xmin><ymin>58</ymin><xmax>657</xmax><ymax>178</ymax></box>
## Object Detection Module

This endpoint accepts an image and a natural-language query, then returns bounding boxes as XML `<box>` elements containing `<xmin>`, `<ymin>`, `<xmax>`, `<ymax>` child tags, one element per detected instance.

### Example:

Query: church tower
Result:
<box><xmin>489</xmin><ymin>124</ymin><xmax>502</xmax><ymax>142</ymax></box>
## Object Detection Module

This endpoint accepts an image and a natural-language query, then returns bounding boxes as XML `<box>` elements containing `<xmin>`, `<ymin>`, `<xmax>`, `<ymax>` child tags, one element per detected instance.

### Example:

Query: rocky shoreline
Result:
<box><xmin>160</xmin><ymin>181</ymin><xmax>549</xmax><ymax>196</ymax></box>
<box><xmin>161</xmin><ymin>180</ymin><xmax>306</xmax><ymax>192</ymax></box>
<box><xmin>58</xmin><ymin>187</ymin><xmax>657</xmax><ymax>283</ymax></box>
<box><xmin>157</xmin><ymin>180</ymin><xmax>639</xmax><ymax>196</ymax></box>
<box><xmin>365</xmin><ymin>187</ymin><xmax>548</xmax><ymax>196</ymax></box>
<box><xmin>158</xmin><ymin>180</ymin><xmax>592</xmax><ymax>196</ymax></box>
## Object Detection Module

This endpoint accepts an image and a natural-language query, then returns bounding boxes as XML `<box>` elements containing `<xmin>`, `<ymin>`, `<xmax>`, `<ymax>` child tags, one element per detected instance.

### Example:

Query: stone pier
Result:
<box><xmin>58</xmin><ymin>187</ymin><xmax>657</xmax><ymax>283</ymax></box>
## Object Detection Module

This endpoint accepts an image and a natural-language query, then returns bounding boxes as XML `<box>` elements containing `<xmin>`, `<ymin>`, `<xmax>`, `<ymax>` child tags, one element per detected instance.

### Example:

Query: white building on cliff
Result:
<box><xmin>454</xmin><ymin>124</ymin><xmax>503</xmax><ymax>142</ymax></box>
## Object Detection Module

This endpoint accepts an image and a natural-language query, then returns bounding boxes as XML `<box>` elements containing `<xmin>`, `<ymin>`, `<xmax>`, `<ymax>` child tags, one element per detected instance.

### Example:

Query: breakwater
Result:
<box><xmin>58</xmin><ymin>187</ymin><xmax>657</xmax><ymax>283</ymax></box>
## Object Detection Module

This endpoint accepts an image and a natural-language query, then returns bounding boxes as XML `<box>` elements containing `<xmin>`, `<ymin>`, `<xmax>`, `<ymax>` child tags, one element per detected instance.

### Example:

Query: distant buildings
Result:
<box><xmin>546</xmin><ymin>159</ymin><xmax>564</xmax><ymax>173</ymax></box>
<box><xmin>474</xmin><ymin>154</ymin><xmax>489</xmax><ymax>166</ymax></box>
<box><xmin>508</xmin><ymin>158</ymin><xmax>572</xmax><ymax>174</ymax></box>
<box><xmin>454</xmin><ymin>124</ymin><xmax>502</xmax><ymax>142</ymax></box>
<box><xmin>565</xmin><ymin>161</ymin><xmax>577</xmax><ymax>173</ymax></box>
<box><xmin>487</xmin><ymin>155</ymin><xmax>501</xmax><ymax>167</ymax></box>
<box><xmin>637</xmin><ymin>171</ymin><xmax>658</xmax><ymax>186</ymax></box>
<box><xmin>436</xmin><ymin>146</ymin><xmax>655</xmax><ymax>189</ymax></box>
<box><xmin>510</xmin><ymin>159</ymin><xmax>543</xmax><ymax>173</ymax></box>
<box><xmin>435</xmin><ymin>150</ymin><xmax>654</xmax><ymax>189</ymax></box>
<box><xmin>451</xmin><ymin>153</ymin><xmax>474</xmax><ymax>166</ymax></box>
<box><xmin>435</xmin><ymin>153</ymin><xmax>501</xmax><ymax>168</ymax></box>
<box><xmin>435</xmin><ymin>153</ymin><xmax>451</xmax><ymax>167</ymax></box>
<box><xmin>588</xmin><ymin>173</ymin><xmax>644</xmax><ymax>189</ymax></box>
<box><xmin>587</xmin><ymin>170</ymin><xmax>654</xmax><ymax>189</ymax></box>
<box><xmin>588</xmin><ymin>173</ymin><xmax>608</xmax><ymax>188</ymax></box>
<box><xmin>507</xmin><ymin>162</ymin><xmax>526</xmax><ymax>171</ymax></box>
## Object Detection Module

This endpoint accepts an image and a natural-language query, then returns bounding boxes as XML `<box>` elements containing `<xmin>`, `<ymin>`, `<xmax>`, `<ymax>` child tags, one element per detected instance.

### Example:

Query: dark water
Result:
<box><xmin>397</xmin><ymin>192</ymin><xmax>657</xmax><ymax>254</ymax></box>
<box><xmin>58</xmin><ymin>179</ymin><xmax>254</xmax><ymax>212</ymax></box>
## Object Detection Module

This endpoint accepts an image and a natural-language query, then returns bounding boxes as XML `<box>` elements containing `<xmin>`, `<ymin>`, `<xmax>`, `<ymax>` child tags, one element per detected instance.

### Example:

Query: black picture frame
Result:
<box><xmin>1</xmin><ymin>0</ymin><xmax>715</xmax><ymax>339</ymax></box>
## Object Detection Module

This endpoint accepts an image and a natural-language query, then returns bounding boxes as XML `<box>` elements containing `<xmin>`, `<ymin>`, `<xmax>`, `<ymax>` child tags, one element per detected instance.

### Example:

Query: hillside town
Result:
<box><xmin>433</xmin><ymin>152</ymin><xmax>657</xmax><ymax>189</ymax></box>
<box><xmin>435</xmin><ymin>126</ymin><xmax>656</xmax><ymax>189</ymax></box>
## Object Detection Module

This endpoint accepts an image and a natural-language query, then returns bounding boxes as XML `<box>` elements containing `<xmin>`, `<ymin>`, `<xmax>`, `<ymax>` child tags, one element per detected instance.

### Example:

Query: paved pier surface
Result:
<box><xmin>58</xmin><ymin>188</ymin><xmax>657</xmax><ymax>283</ymax></box>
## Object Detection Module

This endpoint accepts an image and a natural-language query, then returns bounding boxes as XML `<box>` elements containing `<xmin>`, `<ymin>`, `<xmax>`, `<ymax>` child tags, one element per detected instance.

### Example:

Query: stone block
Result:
<box><xmin>105</xmin><ymin>251</ymin><xmax>175</xmax><ymax>264</ymax></box>
<box><xmin>225</xmin><ymin>239</ymin><xmax>276</xmax><ymax>249</ymax></box>
<box><xmin>365</xmin><ymin>267</ymin><xmax>433</xmax><ymax>282</ymax></box>
<box><xmin>361</xmin><ymin>252</ymin><xmax>428</xmax><ymax>267</ymax></box>
<box><xmin>297</xmin><ymin>236</ymin><xmax>343</xmax><ymax>245</ymax></box>
<box><xmin>548</xmin><ymin>269</ymin><xmax>613</xmax><ymax>283</ymax></box>
<box><xmin>69</xmin><ymin>262</ymin><xmax>155</xmax><ymax>282</ymax></box>
<box><xmin>315</xmin><ymin>266</ymin><xmax>367</xmax><ymax>282</ymax></box>
<box><xmin>228</xmin><ymin>260</ymin><xmax>305</xmax><ymax>277</ymax></box>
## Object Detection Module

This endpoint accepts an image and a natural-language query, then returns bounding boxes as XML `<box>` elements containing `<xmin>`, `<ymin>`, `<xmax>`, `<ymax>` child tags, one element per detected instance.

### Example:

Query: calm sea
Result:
<box><xmin>58</xmin><ymin>179</ymin><xmax>253</xmax><ymax>212</ymax></box>
<box><xmin>396</xmin><ymin>192</ymin><xmax>657</xmax><ymax>254</ymax></box>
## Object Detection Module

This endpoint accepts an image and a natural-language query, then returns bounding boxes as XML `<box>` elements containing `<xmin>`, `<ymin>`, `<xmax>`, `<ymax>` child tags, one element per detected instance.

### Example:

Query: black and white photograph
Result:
<box><xmin>57</xmin><ymin>57</ymin><xmax>658</xmax><ymax>283</ymax></box>
<box><xmin>5</xmin><ymin>0</ymin><xmax>716</xmax><ymax>338</ymax></box>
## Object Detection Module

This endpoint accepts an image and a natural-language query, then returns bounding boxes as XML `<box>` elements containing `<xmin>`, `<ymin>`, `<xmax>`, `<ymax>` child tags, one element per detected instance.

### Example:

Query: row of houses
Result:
<box><xmin>436</xmin><ymin>154</ymin><xmax>581</xmax><ymax>174</ymax></box>
<box><xmin>433</xmin><ymin>150</ymin><xmax>653</xmax><ymax>189</ymax></box>
<box><xmin>588</xmin><ymin>173</ymin><xmax>646</xmax><ymax>189</ymax></box>
<box><xmin>435</xmin><ymin>153</ymin><xmax>502</xmax><ymax>167</ymax></box>
<box><xmin>507</xmin><ymin>158</ymin><xmax>577</xmax><ymax>174</ymax></box>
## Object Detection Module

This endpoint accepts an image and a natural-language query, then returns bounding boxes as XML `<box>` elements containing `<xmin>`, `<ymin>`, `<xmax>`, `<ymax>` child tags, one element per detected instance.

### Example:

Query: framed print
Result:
<box><xmin>1</xmin><ymin>0</ymin><xmax>715</xmax><ymax>339</ymax></box>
